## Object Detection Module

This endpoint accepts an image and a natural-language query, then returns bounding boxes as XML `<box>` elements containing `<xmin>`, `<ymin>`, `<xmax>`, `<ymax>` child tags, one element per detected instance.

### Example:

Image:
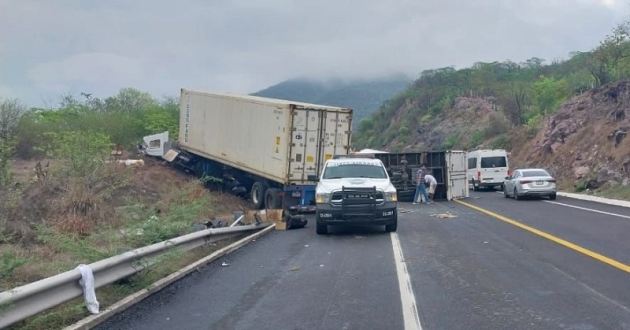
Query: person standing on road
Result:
<box><xmin>413</xmin><ymin>169</ymin><xmax>430</xmax><ymax>205</ymax></box>
<box><xmin>424</xmin><ymin>173</ymin><xmax>437</xmax><ymax>203</ymax></box>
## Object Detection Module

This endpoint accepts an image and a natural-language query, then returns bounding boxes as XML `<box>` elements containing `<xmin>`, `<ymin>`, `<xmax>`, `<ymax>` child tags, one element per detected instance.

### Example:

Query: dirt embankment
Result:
<box><xmin>1</xmin><ymin>155</ymin><xmax>250</xmax><ymax>291</ymax></box>
<box><xmin>386</xmin><ymin>96</ymin><xmax>509</xmax><ymax>151</ymax></box>
<box><xmin>512</xmin><ymin>80</ymin><xmax>630</xmax><ymax>190</ymax></box>
<box><xmin>3</xmin><ymin>157</ymin><xmax>249</xmax><ymax>243</ymax></box>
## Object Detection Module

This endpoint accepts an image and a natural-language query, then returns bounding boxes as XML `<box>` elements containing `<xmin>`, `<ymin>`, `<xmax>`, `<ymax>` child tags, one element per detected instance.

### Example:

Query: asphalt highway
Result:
<box><xmin>94</xmin><ymin>191</ymin><xmax>630</xmax><ymax>330</ymax></box>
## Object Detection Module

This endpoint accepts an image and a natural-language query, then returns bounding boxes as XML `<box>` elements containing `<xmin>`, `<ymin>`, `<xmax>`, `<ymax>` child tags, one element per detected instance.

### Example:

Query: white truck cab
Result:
<box><xmin>467</xmin><ymin>149</ymin><xmax>510</xmax><ymax>191</ymax></box>
<box><xmin>307</xmin><ymin>154</ymin><xmax>398</xmax><ymax>235</ymax></box>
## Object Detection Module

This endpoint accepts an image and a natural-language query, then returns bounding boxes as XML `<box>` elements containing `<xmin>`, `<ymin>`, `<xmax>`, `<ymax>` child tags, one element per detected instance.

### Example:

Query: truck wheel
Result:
<box><xmin>250</xmin><ymin>181</ymin><xmax>268</xmax><ymax>209</ymax></box>
<box><xmin>315</xmin><ymin>211</ymin><xmax>328</xmax><ymax>235</ymax></box>
<box><xmin>316</xmin><ymin>223</ymin><xmax>328</xmax><ymax>235</ymax></box>
<box><xmin>265</xmin><ymin>188</ymin><xmax>282</xmax><ymax>209</ymax></box>
<box><xmin>385</xmin><ymin>212</ymin><xmax>398</xmax><ymax>232</ymax></box>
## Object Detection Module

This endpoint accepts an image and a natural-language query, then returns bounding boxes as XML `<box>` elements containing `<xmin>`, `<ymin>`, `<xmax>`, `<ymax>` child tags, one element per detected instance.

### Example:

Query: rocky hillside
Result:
<box><xmin>350</xmin><ymin>19</ymin><xmax>630</xmax><ymax>197</ymax></box>
<box><xmin>251</xmin><ymin>75</ymin><xmax>411</xmax><ymax>129</ymax></box>
<box><xmin>355</xmin><ymin>79</ymin><xmax>630</xmax><ymax>194</ymax></box>
<box><xmin>381</xmin><ymin>96</ymin><xmax>510</xmax><ymax>152</ymax></box>
<box><xmin>510</xmin><ymin>80</ymin><xmax>630</xmax><ymax>191</ymax></box>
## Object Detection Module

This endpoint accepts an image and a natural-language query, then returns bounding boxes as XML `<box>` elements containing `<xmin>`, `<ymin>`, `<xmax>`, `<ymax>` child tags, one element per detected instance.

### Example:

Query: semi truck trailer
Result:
<box><xmin>142</xmin><ymin>88</ymin><xmax>353</xmax><ymax>216</ymax></box>
<box><xmin>354</xmin><ymin>150</ymin><xmax>469</xmax><ymax>202</ymax></box>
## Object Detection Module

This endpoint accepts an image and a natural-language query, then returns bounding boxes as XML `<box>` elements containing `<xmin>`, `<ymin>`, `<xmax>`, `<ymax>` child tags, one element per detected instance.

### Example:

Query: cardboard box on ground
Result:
<box><xmin>243</xmin><ymin>209</ymin><xmax>307</xmax><ymax>230</ymax></box>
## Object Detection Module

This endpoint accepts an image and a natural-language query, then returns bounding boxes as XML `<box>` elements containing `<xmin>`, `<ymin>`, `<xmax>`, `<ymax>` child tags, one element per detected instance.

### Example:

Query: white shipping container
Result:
<box><xmin>445</xmin><ymin>150</ymin><xmax>469</xmax><ymax>200</ymax></box>
<box><xmin>178</xmin><ymin>89</ymin><xmax>353</xmax><ymax>185</ymax></box>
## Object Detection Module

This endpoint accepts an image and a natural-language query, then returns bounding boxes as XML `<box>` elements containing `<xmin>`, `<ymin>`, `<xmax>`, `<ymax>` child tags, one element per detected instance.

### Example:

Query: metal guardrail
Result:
<box><xmin>0</xmin><ymin>222</ymin><xmax>267</xmax><ymax>329</ymax></box>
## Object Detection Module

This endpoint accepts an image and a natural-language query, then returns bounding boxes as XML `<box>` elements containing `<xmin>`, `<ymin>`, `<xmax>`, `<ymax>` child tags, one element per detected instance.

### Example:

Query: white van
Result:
<box><xmin>467</xmin><ymin>149</ymin><xmax>510</xmax><ymax>191</ymax></box>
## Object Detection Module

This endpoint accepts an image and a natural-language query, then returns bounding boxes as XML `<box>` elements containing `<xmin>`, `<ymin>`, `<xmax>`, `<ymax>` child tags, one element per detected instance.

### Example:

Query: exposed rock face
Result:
<box><xmin>525</xmin><ymin>80</ymin><xmax>630</xmax><ymax>188</ymax></box>
<box><xmin>377</xmin><ymin>80</ymin><xmax>630</xmax><ymax>191</ymax></box>
<box><xmin>386</xmin><ymin>96</ymin><xmax>505</xmax><ymax>151</ymax></box>
<box><xmin>573</xmin><ymin>166</ymin><xmax>590</xmax><ymax>179</ymax></box>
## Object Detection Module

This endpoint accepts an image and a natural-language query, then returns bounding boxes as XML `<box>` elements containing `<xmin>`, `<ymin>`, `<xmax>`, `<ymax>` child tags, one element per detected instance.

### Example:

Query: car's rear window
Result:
<box><xmin>480</xmin><ymin>156</ymin><xmax>507</xmax><ymax>168</ymax></box>
<box><xmin>522</xmin><ymin>170</ymin><xmax>550</xmax><ymax>177</ymax></box>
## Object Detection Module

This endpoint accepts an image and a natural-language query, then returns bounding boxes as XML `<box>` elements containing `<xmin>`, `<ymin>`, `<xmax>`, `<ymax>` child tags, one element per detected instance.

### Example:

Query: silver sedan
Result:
<box><xmin>503</xmin><ymin>168</ymin><xmax>557</xmax><ymax>200</ymax></box>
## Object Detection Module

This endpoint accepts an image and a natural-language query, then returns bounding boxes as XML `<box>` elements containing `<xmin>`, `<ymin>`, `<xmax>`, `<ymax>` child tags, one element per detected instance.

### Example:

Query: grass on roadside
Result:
<box><xmin>1</xmin><ymin>157</ymin><xmax>250</xmax><ymax>291</ymax></box>
<box><xmin>5</xmin><ymin>234</ymin><xmax>248</xmax><ymax>330</ymax></box>
<box><xmin>1</xmin><ymin>151</ymin><xmax>251</xmax><ymax>330</ymax></box>
<box><xmin>558</xmin><ymin>173</ymin><xmax>630</xmax><ymax>201</ymax></box>
<box><xmin>568</xmin><ymin>183</ymin><xmax>630</xmax><ymax>201</ymax></box>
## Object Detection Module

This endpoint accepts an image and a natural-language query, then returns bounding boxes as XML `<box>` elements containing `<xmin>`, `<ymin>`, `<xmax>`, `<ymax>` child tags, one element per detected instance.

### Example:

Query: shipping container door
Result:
<box><xmin>288</xmin><ymin>108</ymin><xmax>323</xmax><ymax>183</ymax></box>
<box><xmin>446</xmin><ymin>151</ymin><xmax>469</xmax><ymax>199</ymax></box>
<box><xmin>318</xmin><ymin>110</ymin><xmax>351</xmax><ymax>173</ymax></box>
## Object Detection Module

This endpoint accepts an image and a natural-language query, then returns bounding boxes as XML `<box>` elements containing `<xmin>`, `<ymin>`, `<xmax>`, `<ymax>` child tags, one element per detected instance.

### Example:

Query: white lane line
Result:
<box><xmin>390</xmin><ymin>232</ymin><xmax>423</xmax><ymax>330</ymax></box>
<box><xmin>544</xmin><ymin>201</ymin><xmax>630</xmax><ymax>219</ymax></box>
<box><xmin>493</xmin><ymin>190</ymin><xmax>630</xmax><ymax>219</ymax></box>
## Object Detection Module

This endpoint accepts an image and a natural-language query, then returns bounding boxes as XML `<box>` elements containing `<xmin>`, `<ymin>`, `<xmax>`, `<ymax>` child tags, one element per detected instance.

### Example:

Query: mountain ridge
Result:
<box><xmin>348</xmin><ymin>19</ymin><xmax>630</xmax><ymax>199</ymax></box>
<box><xmin>251</xmin><ymin>74</ymin><xmax>412</xmax><ymax>128</ymax></box>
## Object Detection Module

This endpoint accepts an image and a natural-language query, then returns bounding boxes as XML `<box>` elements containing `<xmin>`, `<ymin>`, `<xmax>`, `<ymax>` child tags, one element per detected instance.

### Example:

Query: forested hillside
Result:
<box><xmin>353</xmin><ymin>20</ymin><xmax>630</xmax><ymax>151</ymax></box>
<box><xmin>352</xmin><ymin>19</ymin><xmax>630</xmax><ymax>197</ymax></box>
<box><xmin>251</xmin><ymin>75</ymin><xmax>411</xmax><ymax>128</ymax></box>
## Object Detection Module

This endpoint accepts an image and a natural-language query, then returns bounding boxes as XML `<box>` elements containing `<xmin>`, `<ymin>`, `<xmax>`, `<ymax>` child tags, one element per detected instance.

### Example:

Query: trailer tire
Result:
<box><xmin>264</xmin><ymin>188</ymin><xmax>282</xmax><ymax>209</ymax></box>
<box><xmin>251</xmin><ymin>181</ymin><xmax>268</xmax><ymax>209</ymax></box>
<box><xmin>194</xmin><ymin>161</ymin><xmax>205</xmax><ymax>178</ymax></box>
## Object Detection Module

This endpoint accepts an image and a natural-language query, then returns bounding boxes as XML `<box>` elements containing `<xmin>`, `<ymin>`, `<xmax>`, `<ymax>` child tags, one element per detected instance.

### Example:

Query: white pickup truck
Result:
<box><xmin>307</xmin><ymin>154</ymin><xmax>398</xmax><ymax>235</ymax></box>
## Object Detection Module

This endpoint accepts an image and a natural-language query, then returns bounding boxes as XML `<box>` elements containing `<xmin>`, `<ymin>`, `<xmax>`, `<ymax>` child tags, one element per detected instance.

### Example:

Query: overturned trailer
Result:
<box><xmin>142</xmin><ymin>89</ymin><xmax>353</xmax><ymax>218</ymax></box>
<box><xmin>371</xmin><ymin>151</ymin><xmax>469</xmax><ymax>202</ymax></box>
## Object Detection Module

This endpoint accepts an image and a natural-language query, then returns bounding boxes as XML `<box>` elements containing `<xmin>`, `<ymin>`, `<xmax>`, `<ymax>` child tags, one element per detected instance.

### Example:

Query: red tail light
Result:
<box><xmin>547</xmin><ymin>179</ymin><xmax>556</xmax><ymax>183</ymax></box>
<box><xmin>520</xmin><ymin>180</ymin><xmax>532</xmax><ymax>184</ymax></box>
<box><xmin>477</xmin><ymin>171</ymin><xmax>481</xmax><ymax>179</ymax></box>
<box><xmin>507</xmin><ymin>169</ymin><xmax>510</xmax><ymax>176</ymax></box>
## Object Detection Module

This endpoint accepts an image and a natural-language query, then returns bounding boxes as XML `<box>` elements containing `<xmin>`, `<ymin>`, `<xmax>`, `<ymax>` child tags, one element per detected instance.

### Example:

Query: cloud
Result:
<box><xmin>28</xmin><ymin>53</ymin><xmax>145</xmax><ymax>94</ymax></box>
<box><xmin>1</xmin><ymin>0</ymin><xmax>629</xmax><ymax>107</ymax></box>
<box><xmin>0</xmin><ymin>85</ymin><xmax>16</xmax><ymax>99</ymax></box>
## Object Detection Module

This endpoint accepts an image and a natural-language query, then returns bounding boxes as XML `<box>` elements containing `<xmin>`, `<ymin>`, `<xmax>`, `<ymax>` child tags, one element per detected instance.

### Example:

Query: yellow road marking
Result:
<box><xmin>454</xmin><ymin>199</ymin><xmax>630</xmax><ymax>275</ymax></box>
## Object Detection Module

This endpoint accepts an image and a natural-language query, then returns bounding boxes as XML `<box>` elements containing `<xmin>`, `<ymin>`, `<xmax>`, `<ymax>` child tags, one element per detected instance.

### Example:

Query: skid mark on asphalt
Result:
<box><xmin>455</xmin><ymin>199</ymin><xmax>630</xmax><ymax>275</ymax></box>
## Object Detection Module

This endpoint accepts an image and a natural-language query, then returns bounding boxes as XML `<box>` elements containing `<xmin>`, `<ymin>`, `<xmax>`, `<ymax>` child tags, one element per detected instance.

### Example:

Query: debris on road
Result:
<box><xmin>221</xmin><ymin>261</ymin><xmax>229</xmax><ymax>267</ymax></box>
<box><xmin>243</xmin><ymin>209</ymin><xmax>308</xmax><ymax>230</ymax></box>
<box><xmin>431</xmin><ymin>211</ymin><xmax>457</xmax><ymax>218</ymax></box>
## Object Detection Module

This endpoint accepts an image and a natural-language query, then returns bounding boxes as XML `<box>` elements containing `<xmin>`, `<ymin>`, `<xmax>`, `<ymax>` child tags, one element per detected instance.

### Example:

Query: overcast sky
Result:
<box><xmin>1</xmin><ymin>0</ymin><xmax>629</xmax><ymax>107</ymax></box>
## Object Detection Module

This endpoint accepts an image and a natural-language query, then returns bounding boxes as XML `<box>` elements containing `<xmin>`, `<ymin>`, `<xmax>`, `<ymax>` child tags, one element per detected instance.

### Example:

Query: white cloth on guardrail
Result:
<box><xmin>76</xmin><ymin>264</ymin><xmax>100</xmax><ymax>314</ymax></box>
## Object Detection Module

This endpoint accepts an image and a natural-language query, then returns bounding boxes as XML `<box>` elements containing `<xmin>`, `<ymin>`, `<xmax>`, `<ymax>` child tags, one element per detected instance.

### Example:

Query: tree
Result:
<box><xmin>531</xmin><ymin>76</ymin><xmax>569</xmax><ymax>115</ymax></box>
<box><xmin>0</xmin><ymin>98</ymin><xmax>26</xmax><ymax>140</ymax></box>
<box><xmin>499</xmin><ymin>81</ymin><xmax>530</xmax><ymax>125</ymax></box>
<box><xmin>104</xmin><ymin>88</ymin><xmax>157</xmax><ymax>113</ymax></box>
<box><xmin>587</xmin><ymin>20</ymin><xmax>630</xmax><ymax>86</ymax></box>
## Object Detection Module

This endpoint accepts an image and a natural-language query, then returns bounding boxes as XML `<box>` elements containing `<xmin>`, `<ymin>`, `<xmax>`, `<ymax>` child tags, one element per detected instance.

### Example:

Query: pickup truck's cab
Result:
<box><xmin>307</xmin><ymin>154</ymin><xmax>398</xmax><ymax>235</ymax></box>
